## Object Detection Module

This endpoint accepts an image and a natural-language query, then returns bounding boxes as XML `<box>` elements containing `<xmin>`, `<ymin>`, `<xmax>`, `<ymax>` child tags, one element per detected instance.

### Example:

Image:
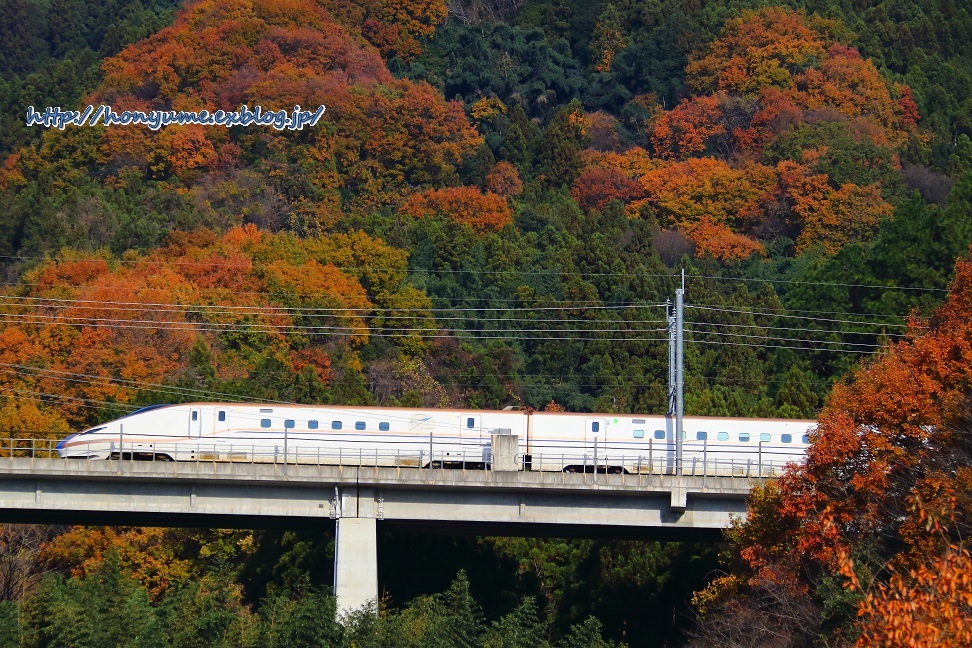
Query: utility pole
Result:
<box><xmin>675</xmin><ymin>269</ymin><xmax>684</xmax><ymax>476</ymax></box>
<box><xmin>667</xmin><ymin>298</ymin><xmax>676</xmax><ymax>415</ymax></box>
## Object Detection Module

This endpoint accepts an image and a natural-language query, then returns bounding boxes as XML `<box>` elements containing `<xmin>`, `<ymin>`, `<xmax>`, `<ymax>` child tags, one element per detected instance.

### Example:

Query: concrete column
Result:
<box><xmin>333</xmin><ymin>516</ymin><xmax>378</xmax><ymax>617</ymax></box>
<box><xmin>491</xmin><ymin>434</ymin><xmax>518</xmax><ymax>472</ymax></box>
<box><xmin>670</xmin><ymin>477</ymin><xmax>687</xmax><ymax>512</ymax></box>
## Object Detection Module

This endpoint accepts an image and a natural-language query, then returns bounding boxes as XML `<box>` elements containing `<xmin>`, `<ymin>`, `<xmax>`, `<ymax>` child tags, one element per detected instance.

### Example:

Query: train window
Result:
<box><xmin>697</xmin><ymin>431</ymin><xmax>707</xmax><ymax>441</ymax></box>
<box><xmin>591</xmin><ymin>422</ymin><xmax>600</xmax><ymax>432</ymax></box>
<box><xmin>260</xmin><ymin>409</ymin><xmax>273</xmax><ymax>414</ymax></box>
<box><xmin>285</xmin><ymin>419</ymin><xmax>295</xmax><ymax>429</ymax></box>
<box><xmin>632</xmin><ymin>418</ymin><xmax>646</xmax><ymax>424</ymax></box>
<box><xmin>739</xmin><ymin>433</ymin><xmax>750</xmax><ymax>442</ymax></box>
<box><xmin>781</xmin><ymin>434</ymin><xmax>792</xmax><ymax>443</ymax></box>
<box><xmin>466</xmin><ymin>417</ymin><xmax>475</xmax><ymax>429</ymax></box>
<box><xmin>654</xmin><ymin>430</ymin><xmax>665</xmax><ymax>440</ymax></box>
<box><xmin>218</xmin><ymin>411</ymin><xmax>226</xmax><ymax>422</ymax></box>
<box><xmin>379</xmin><ymin>422</ymin><xmax>390</xmax><ymax>431</ymax></box>
<box><xmin>718</xmin><ymin>432</ymin><xmax>729</xmax><ymax>441</ymax></box>
<box><xmin>355</xmin><ymin>421</ymin><xmax>366</xmax><ymax>430</ymax></box>
<box><xmin>760</xmin><ymin>433</ymin><xmax>771</xmax><ymax>442</ymax></box>
<box><xmin>191</xmin><ymin>411</ymin><xmax>198</xmax><ymax>421</ymax></box>
<box><xmin>633</xmin><ymin>429</ymin><xmax>645</xmax><ymax>439</ymax></box>
<box><xmin>331</xmin><ymin>421</ymin><xmax>342</xmax><ymax>430</ymax></box>
<box><xmin>308</xmin><ymin>420</ymin><xmax>319</xmax><ymax>430</ymax></box>
<box><xmin>802</xmin><ymin>434</ymin><xmax>810</xmax><ymax>443</ymax></box>
<box><xmin>261</xmin><ymin>419</ymin><xmax>271</xmax><ymax>428</ymax></box>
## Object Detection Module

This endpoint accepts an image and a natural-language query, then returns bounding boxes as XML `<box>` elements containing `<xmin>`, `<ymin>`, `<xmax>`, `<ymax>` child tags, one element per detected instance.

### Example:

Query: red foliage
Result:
<box><xmin>570</xmin><ymin>167</ymin><xmax>643</xmax><ymax>212</ymax></box>
<box><xmin>400</xmin><ymin>186</ymin><xmax>513</xmax><ymax>233</ymax></box>
<box><xmin>485</xmin><ymin>161</ymin><xmax>523</xmax><ymax>197</ymax></box>
<box><xmin>650</xmin><ymin>95</ymin><xmax>725</xmax><ymax>159</ymax></box>
<box><xmin>684</xmin><ymin>217</ymin><xmax>764</xmax><ymax>260</ymax></box>
<box><xmin>703</xmin><ymin>251</ymin><xmax>972</xmax><ymax>642</ymax></box>
<box><xmin>0</xmin><ymin>226</ymin><xmax>435</xmax><ymax>429</ymax></box>
<box><xmin>84</xmin><ymin>0</ymin><xmax>479</xmax><ymax>205</ymax></box>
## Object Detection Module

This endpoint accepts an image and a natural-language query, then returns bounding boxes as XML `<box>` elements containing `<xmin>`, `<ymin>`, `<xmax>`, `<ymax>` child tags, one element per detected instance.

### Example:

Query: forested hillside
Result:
<box><xmin>0</xmin><ymin>0</ymin><xmax>970</xmax><ymax>644</ymax></box>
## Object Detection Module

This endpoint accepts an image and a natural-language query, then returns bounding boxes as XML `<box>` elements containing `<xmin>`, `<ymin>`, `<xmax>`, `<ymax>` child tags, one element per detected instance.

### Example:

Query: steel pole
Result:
<box><xmin>667</xmin><ymin>298</ymin><xmax>676</xmax><ymax>415</ymax></box>
<box><xmin>675</xmin><ymin>276</ymin><xmax>684</xmax><ymax>476</ymax></box>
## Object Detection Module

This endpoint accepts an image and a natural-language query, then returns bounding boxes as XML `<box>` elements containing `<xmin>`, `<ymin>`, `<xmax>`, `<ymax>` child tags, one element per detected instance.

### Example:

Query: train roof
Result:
<box><xmin>122</xmin><ymin>402</ymin><xmax>815</xmax><ymax>424</ymax></box>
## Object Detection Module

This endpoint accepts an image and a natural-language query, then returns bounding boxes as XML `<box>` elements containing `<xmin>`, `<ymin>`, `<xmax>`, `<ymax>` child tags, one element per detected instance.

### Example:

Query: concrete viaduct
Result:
<box><xmin>0</xmin><ymin>441</ymin><xmax>761</xmax><ymax>615</ymax></box>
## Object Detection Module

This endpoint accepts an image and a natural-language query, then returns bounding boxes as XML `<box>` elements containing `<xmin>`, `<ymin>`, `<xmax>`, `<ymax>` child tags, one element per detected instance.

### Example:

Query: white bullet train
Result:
<box><xmin>55</xmin><ymin>403</ymin><xmax>814</xmax><ymax>476</ymax></box>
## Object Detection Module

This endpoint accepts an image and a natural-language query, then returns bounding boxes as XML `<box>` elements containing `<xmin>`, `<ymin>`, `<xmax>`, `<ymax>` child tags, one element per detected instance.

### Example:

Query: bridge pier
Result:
<box><xmin>334</xmin><ymin>517</ymin><xmax>378</xmax><ymax>616</ymax></box>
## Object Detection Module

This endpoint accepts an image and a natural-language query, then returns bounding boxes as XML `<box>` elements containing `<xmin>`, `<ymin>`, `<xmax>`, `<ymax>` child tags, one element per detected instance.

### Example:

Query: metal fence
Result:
<box><xmin>1</xmin><ymin>436</ymin><xmax>798</xmax><ymax>480</ymax></box>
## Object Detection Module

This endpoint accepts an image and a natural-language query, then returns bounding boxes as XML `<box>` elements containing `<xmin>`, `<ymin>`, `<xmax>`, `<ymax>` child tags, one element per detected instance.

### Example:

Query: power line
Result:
<box><xmin>691</xmin><ymin>338</ymin><xmax>875</xmax><ymax>354</ymax></box>
<box><xmin>685</xmin><ymin>327</ymin><xmax>888</xmax><ymax>349</ymax></box>
<box><xmin>0</xmin><ymin>254</ymin><xmax>949</xmax><ymax>293</ymax></box>
<box><xmin>0</xmin><ymin>294</ymin><xmax>669</xmax><ymax>314</ymax></box>
<box><xmin>0</xmin><ymin>363</ymin><xmax>290</xmax><ymax>405</ymax></box>
<box><xmin>689</xmin><ymin>320</ymin><xmax>909</xmax><ymax>338</ymax></box>
<box><xmin>686</xmin><ymin>304</ymin><xmax>912</xmax><ymax>328</ymax></box>
<box><xmin>0</xmin><ymin>311</ymin><xmax>668</xmax><ymax>336</ymax></box>
<box><xmin>0</xmin><ymin>316</ymin><xmax>674</xmax><ymax>342</ymax></box>
<box><xmin>0</xmin><ymin>385</ymin><xmax>141</xmax><ymax>412</ymax></box>
<box><xmin>686</xmin><ymin>273</ymin><xmax>948</xmax><ymax>293</ymax></box>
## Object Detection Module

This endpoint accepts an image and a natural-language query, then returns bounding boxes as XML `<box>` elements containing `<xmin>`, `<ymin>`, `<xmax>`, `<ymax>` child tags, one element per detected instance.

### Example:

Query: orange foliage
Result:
<box><xmin>291</xmin><ymin>347</ymin><xmax>333</xmax><ymax>384</ymax></box>
<box><xmin>713</xmin><ymin>251</ymin><xmax>972</xmax><ymax>641</ymax></box>
<box><xmin>570</xmin><ymin>167</ymin><xmax>643</xmax><ymax>212</ymax></box>
<box><xmin>0</xmin><ymin>226</ymin><xmax>433</xmax><ymax>429</ymax></box>
<box><xmin>320</xmin><ymin>0</ymin><xmax>447</xmax><ymax>61</ymax></box>
<box><xmin>853</xmin><ymin>548</ymin><xmax>972</xmax><ymax>647</ymax></box>
<box><xmin>777</xmin><ymin>161</ymin><xmax>892</xmax><ymax>253</ymax></box>
<box><xmin>686</xmin><ymin>7</ymin><xmax>834</xmax><ymax>97</ymax></box>
<box><xmin>582</xmin><ymin>146</ymin><xmax>659</xmax><ymax>177</ymax></box>
<box><xmin>72</xmin><ymin>0</ymin><xmax>479</xmax><ymax>208</ymax></box>
<box><xmin>684</xmin><ymin>217</ymin><xmax>764</xmax><ymax>260</ymax></box>
<box><xmin>786</xmin><ymin>44</ymin><xmax>916</xmax><ymax>147</ymax></box>
<box><xmin>684</xmin><ymin>8</ymin><xmax>917</xmax><ymax>152</ymax></box>
<box><xmin>41</xmin><ymin>526</ymin><xmax>192</xmax><ymax>600</ymax></box>
<box><xmin>485</xmin><ymin>161</ymin><xmax>523</xmax><ymax>197</ymax></box>
<box><xmin>400</xmin><ymin>186</ymin><xmax>513</xmax><ymax>233</ymax></box>
<box><xmin>650</xmin><ymin>95</ymin><xmax>725</xmax><ymax>159</ymax></box>
<box><xmin>638</xmin><ymin>158</ymin><xmax>776</xmax><ymax>231</ymax></box>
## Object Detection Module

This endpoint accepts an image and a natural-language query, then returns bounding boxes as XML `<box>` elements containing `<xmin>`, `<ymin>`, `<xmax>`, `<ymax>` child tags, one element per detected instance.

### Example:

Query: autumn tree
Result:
<box><xmin>484</xmin><ymin>161</ymin><xmax>523</xmax><ymax>197</ymax></box>
<box><xmin>691</xmin><ymin>248</ymin><xmax>972</xmax><ymax>645</ymax></box>
<box><xmin>400</xmin><ymin>186</ymin><xmax>513</xmax><ymax>233</ymax></box>
<box><xmin>590</xmin><ymin>4</ymin><xmax>628</xmax><ymax>73</ymax></box>
<box><xmin>650</xmin><ymin>95</ymin><xmax>725</xmax><ymax>160</ymax></box>
<box><xmin>570</xmin><ymin>167</ymin><xmax>642</xmax><ymax>212</ymax></box>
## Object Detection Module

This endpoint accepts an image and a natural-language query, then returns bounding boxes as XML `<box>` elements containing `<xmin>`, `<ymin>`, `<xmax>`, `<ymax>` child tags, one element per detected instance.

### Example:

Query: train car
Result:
<box><xmin>55</xmin><ymin>403</ymin><xmax>814</xmax><ymax>476</ymax></box>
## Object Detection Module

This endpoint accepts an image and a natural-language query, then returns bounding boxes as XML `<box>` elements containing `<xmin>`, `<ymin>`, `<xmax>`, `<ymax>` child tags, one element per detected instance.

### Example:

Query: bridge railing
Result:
<box><xmin>0</xmin><ymin>437</ymin><xmax>61</xmax><ymax>459</ymax></box>
<box><xmin>4</xmin><ymin>436</ymin><xmax>798</xmax><ymax>480</ymax></box>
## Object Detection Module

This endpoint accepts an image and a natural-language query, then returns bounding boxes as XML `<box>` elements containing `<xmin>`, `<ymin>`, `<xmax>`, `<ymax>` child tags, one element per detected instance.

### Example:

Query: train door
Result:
<box><xmin>215</xmin><ymin>408</ymin><xmax>229</xmax><ymax>435</ymax></box>
<box><xmin>461</xmin><ymin>414</ymin><xmax>481</xmax><ymax>465</ymax></box>
<box><xmin>410</xmin><ymin>414</ymin><xmax>435</xmax><ymax>466</ymax></box>
<box><xmin>189</xmin><ymin>408</ymin><xmax>202</xmax><ymax>438</ymax></box>
<box><xmin>662</xmin><ymin>417</ymin><xmax>676</xmax><ymax>474</ymax></box>
<box><xmin>585</xmin><ymin>418</ymin><xmax>607</xmax><ymax>469</ymax></box>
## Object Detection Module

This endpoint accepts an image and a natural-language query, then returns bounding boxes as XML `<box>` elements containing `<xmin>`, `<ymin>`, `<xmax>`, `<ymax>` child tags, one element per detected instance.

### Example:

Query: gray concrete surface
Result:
<box><xmin>0</xmin><ymin>457</ymin><xmax>762</xmax><ymax>615</ymax></box>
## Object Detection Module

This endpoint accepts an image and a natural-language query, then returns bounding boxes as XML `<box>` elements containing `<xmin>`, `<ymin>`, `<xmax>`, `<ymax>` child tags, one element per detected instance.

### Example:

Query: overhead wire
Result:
<box><xmin>688</xmin><ymin>320</ymin><xmax>908</xmax><ymax>337</ymax></box>
<box><xmin>0</xmin><ymin>363</ymin><xmax>291</xmax><ymax>405</ymax></box>
<box><xmin>0</xmin><ymin>253</ymin><xmax>949</xmax><ymax>293</ymax></box>
<box><xmin>685</xmin><ymin>327</ymin><xmax>889</xmax><ymax>349</ymax></box>
<box><xmin>686</xmin><ymin>304</ymin><xmax>913</xmax><ymax>328</ymax></box>
<box><xmin>689</xmin><ymin>338</ymin><xmax>875</xmax><ymax>354</ymax></box>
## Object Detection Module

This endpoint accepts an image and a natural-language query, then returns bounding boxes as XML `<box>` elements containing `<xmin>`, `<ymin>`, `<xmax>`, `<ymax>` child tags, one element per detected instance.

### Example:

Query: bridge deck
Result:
<box><xmin>0</xmin><ymin>457</ymin><xmax>766</xmax><ymax>615</ymax></box>
<box><xmin>0</xmin><ymin>457</ymin><xmax>758</xmax><ymax>533</ymax></box>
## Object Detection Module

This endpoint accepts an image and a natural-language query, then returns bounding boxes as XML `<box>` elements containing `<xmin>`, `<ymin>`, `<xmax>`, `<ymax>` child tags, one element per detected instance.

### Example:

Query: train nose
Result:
<box><xmin>55</xmin><ymin>434</ymin><xmax>77</xmax><ymax>455</ymax></box>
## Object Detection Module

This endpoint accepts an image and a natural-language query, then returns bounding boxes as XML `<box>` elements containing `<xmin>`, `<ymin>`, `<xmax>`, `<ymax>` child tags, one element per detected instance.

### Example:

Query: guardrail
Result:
<box><xmin>0</xmin><ymin>437</ymin><xmax>798</xmax><ymax>480</ymax></box>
